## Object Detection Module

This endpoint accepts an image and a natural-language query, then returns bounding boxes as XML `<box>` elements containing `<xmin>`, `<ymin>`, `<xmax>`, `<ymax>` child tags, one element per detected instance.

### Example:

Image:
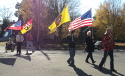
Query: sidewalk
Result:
<box><xmin>0</xmin><ymin>45</ymin><xmax>125</xmax><ymax>76</ymax></box>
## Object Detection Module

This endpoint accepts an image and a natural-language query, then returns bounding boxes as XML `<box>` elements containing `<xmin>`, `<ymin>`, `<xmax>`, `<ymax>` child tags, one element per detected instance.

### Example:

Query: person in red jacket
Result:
<box><xmin>26</xmin><ymin>32</ymin><xmax>35</xmax><ymax>54</ymax></box>
<box><xmin>99</xmin><ymin>27</ymin><xmax>116</xmax><ymax>72</ymax></box>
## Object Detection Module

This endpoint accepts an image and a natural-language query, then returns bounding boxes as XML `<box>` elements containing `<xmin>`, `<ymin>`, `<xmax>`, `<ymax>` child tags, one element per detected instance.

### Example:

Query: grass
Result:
<box><xmin>0</xmin><ymin>42</ymin><xmax>7</xmax><ymax>46</ymax></box>
<box><xmin>114</xmin><ymin>42</ymin><xmax>125</xmax><ymax>49</ymax></box>
<box><xmin>43</xmin><ymin>42</ymin><xmax>125</xmax><ymax>50</ymax></box>
<box><xmin>115</xmin><ymin>42</ymin><xmax>125</xmax><ymax>46</ymax></box>
<box><xmin>0</xmin><ymin>42</ymin><xmax>125</xmax><ymax>50</ymax></box>
<box><xmin>43</xmin><ymin>43</ymin><xmax>84</xmax><ymax>50</ymax></box>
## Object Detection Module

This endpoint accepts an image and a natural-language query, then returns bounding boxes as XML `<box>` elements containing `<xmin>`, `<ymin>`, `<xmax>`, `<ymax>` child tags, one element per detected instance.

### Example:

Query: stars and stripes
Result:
<box><xmin>68</xmin><ymin>9</ymin><xmax>92</xmax><ymax>31</ymax></box>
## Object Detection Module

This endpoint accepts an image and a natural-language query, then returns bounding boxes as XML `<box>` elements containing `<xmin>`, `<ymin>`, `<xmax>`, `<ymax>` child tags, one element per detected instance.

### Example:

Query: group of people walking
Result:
<box><xmin>67</xmin><ymin>27</ymin><xmax>117</xmax><ymax>72</ymax></box>
<box><xmin>15</xmin><ymin>31</ymin><xmax>35</xmax><ymax>55</ymax></box>
<box><xmin>9</xmin><ymin>27</ymin><xmax>116</xmax><ymax>72</ymax></box>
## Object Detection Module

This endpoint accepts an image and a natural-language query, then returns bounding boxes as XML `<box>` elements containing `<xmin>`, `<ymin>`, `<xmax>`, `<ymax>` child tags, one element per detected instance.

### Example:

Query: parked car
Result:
<box><xmin>94</xmin><ymin>41</ymin><xmax>103</xmax><ymax>50</ymax></box>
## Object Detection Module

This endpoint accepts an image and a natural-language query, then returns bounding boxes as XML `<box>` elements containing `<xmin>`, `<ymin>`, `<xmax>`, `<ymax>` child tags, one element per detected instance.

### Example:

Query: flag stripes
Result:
<box><xmin>68</xmin><ymin>9</ymin><xmax>92</xmax><ymax>31</ymax></box>
<box><xmin>4</xmin><ymin>20</ymin><xmax>22</xmax><ymax>31</ymax></box>
<box><xmin>68</xmin><ymin>18</ymin><xmax>92</xmax><ymax>30</ymax></box>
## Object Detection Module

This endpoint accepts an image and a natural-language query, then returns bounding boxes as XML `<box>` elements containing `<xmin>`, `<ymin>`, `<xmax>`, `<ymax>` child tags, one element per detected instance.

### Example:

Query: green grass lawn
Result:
<box><xmin>43</xmin><ymin>42</ymin><xmax>125</xmax><ymax>50</ymax></box>
<box><xmin>115</xmin><ymin>42</ymin><xmax>125</xmax><ymax>49</ymax></box>
<box><xmin>115</xmin><ymin>42</ymin><xmax>125</xmax><ymax>46</ymax></box>
<box><xmin>0</xmin><ymin>42</ymin><xmax>7</xmax><ymax>46</ymax></box>
<box><xmin>0</xmin><ymin>42</ymin><xmax>124</xmax><ymax>50</ymax></box>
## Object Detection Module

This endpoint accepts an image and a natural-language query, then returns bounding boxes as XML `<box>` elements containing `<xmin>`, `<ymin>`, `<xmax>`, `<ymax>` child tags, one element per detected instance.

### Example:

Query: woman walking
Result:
<box><xmin>85</xmin><ymin>31</ymin><xmax>96</xmax><ymax>64</ymax></box>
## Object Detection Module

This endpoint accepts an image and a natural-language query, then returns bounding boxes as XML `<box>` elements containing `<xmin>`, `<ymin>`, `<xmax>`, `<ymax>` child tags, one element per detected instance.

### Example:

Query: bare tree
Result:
<box><xmin>105</xmin><ymin>0</ymin><xmax>122</xmax><ymax>38</ymax></box>
<box><xmin>0</xmin><ymin>7</ymin><xmax>13</xmax><ymax>37</ymax></box>
<box><xmin>47</xmin><ymin>0</ymin><xmax>81</xmax><ymax>20</ymax></box>
<box><xmin>0</xmin><ymin>7</ymin><xmax>12</xmax><ymax>20</ymax></box>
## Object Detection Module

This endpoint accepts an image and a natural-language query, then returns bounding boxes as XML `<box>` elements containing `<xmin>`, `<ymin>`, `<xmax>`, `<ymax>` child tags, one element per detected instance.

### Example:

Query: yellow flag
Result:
<box><xmin>48</xmin><ymin>5</ymin><xmax>70</xmax><ymax>34</ymax></box>
<box><xmin>21</xmin><ymin>19</ymin><xmax>32</xmax><ymax>34</ymax></box>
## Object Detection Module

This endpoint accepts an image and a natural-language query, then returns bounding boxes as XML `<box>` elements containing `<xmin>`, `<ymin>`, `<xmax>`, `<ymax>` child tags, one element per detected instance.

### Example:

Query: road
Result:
<box><xmin>0</xmin><ymin>45</ymin><xmax>125</xmax><ymax>76</ymax></box>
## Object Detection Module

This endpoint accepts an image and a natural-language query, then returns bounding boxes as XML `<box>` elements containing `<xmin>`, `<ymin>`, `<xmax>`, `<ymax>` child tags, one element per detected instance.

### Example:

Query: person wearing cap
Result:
<box><xmin>99</xmin><ymin>27</ymin><xmax>116</xmax><ymax>72</ymax></box>
<box><xmin>85</xmin><ymin>31</ymin><xmax>96</xmax><ymax>64</ymax></box>
<box><xmin>6</xmin><ymin>38</ymin><xmax>15</xmax><ymax>51</ymax></box>
<box><xmin>26</xmin><ymin>32</ymin><xmax>35</xmax><ymax>54</ymax></box>
<box><xmin>67</xmin><ymin>30</ymin><xmax>77</xmax><ymax>67</ymax></box>
<box><xmin>16</xmin><ymin>32</ymin><xmax>24</xmax><ymax>55</ymax></box>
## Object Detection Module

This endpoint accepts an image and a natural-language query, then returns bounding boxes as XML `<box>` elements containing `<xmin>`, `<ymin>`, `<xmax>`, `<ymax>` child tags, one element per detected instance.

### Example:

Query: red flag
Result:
<box><xmin>4</xmin><ymin>20</ymin><xmax>22</xmax><ymax>31</ymax></box>
<box><xmin>21</xmin><ymin>19</ymin><xmax>33</xmax><ymax>34</ymax></box>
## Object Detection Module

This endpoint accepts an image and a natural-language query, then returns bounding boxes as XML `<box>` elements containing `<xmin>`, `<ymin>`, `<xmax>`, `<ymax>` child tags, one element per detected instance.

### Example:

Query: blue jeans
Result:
<box><xmin>99</xmin><ymin>50</ymin><xmax>114</xmax><ymax>69</ymax></box>
<box><xmin>26</xmin><ymin>41</ymin><xmax>35</xmax><ymax>53</ymax></box>
<box><xmin>67</xmin><ymin>48</ymin><xmax>75</xmax><ymax>65</ymax></box>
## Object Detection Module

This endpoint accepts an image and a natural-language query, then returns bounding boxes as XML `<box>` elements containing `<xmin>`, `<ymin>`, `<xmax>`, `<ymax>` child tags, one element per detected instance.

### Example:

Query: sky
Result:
<box><xmin>0</xmin><ymin>0</ymin><xmax>22</xmax><ymax>21</ymax></box>
<box><xmin>80</xmin><ymin>0</ymin><xmax>125</xmax><ymax>16</ymax></box>
<box><xmin>80</xmin><ymin>0</ymin><xmax>104</xmax><ymax>15</ymax></box>
<box><xmin>0</xmin><ymin>0</ymin><xmax>125</xmax><ymax>22</ymax></box>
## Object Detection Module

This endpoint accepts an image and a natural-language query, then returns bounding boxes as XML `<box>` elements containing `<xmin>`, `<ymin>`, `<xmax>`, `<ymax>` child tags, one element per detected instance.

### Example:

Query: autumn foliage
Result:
<box><xmin>93</xmin><ymin>0</ymin><xmax>125</xmax><ymax>40</ymax></box>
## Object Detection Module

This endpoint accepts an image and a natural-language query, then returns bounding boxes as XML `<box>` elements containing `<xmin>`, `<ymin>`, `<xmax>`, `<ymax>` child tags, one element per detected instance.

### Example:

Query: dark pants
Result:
<box><xmin>17</xmin><ymin>42</ymin><xmax>22</xmax><ymax>54</ymax></box>
<box><xmin>99</xmin><ymin>50</ymin><xmax>114</xmax><ymax>70</ymax></box>
<box><xmin>67</xmin><ymin>48</ymin><xmax>75</xmax><ymax>65</ymax></box>
<box><xmin>86</xmin><ymin>52</ymin><xmax>94</xmax><ymax>63</ymax></box>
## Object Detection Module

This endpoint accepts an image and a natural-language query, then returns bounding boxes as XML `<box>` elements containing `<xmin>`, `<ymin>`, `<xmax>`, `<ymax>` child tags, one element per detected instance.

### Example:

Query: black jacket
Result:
<box><xmin>85</xmin><ymin>36</ymin><xmax>95</xmax><ymax>52</ymax></box>
<box><xmin>67</xmin><ymin>35</ymin><xmax>76</xmax><ymax>48</ymax></box>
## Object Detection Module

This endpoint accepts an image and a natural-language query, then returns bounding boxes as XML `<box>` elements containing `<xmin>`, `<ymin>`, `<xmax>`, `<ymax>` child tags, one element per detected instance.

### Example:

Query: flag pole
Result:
<box><xmin>90</xmin><ymin>8</ymin><xmax>93</xmax><ymax>38</ymax></box>
<box><xmin>82</xmin><ymin>26</ymin><xmax>90</xmax><ymax>33</ymax></box>
<box><xmin>34</xmin><ymin>0</ymin><xmax>40</xmax><ymax>50</ymax></box>
<box><xmin>83</xmin><ymin>9</ymin><xmax>92</xmax><ymax>33</ymax></box>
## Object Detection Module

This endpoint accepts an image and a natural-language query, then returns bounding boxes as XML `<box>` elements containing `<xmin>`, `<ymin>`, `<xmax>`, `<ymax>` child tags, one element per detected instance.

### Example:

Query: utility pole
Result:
<box><xmin>37</xmin><ymin>0</ymin><xmax>40</xmax><ymax>50</ymax></box>
<box><xmin>33</xmin><ymin>0</ymin><xmax>40</xmax><ymax>50</ymax></box>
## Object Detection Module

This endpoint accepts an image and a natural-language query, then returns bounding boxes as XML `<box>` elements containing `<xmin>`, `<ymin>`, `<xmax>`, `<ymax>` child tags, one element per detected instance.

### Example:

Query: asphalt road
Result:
<box><xmin>0</xmin><ymin>45</ymin><xmax>125</xmax><ymax>76</ymax></box>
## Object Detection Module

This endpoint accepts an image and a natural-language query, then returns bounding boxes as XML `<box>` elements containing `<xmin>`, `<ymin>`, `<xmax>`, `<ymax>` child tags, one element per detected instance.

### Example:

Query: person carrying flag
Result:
<box><xmin>85</xmin><ymin>31</ymin><xmax>96</xmax><ymax>64</ymax></box>
<box><xmin>67</xmin><ymin>30</ymin><xmax>77</xmax><ymax>67</ymax></box>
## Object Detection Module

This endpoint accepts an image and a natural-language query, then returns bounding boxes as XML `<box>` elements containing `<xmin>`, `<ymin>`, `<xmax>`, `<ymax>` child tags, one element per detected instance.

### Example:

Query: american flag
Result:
<box><xmin>68</xmin><ymin>9</ymin><xmax>92</xmax><ymax>31</ymax></box>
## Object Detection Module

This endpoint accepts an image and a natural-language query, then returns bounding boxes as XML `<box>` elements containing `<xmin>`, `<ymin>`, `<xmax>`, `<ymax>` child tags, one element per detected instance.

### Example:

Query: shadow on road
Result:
<box><xmin>40</xmin><ymin>50</ymin><xmax>50</xmax><ymax>60</ymax></box>
<box><xmin>0</xmin><ymin>58</ymin><xmax>17</xmax><ymax>66</ymax></box>
<box><xmin>92</xmin><ymin>64</ymin><xmax>124</xmax><ymax>76</ymax></box>
<box><xmin>14</xmin><ymin>54</ymin><xmax>31</xmax><ymax>61</ymax></box>
<box><xmin>73</xmin><ymin>67</ymin><xmax>92</xmax><ymax>76</ymax></box>
<box><xmin>19</xmin><ymin>55</ymin><xmax>31</xmax><ymax>61</ymax></box>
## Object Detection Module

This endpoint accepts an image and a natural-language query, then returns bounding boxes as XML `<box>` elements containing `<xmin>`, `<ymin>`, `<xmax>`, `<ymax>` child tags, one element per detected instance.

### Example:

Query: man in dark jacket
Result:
<box><xmin>67</xmin><ymin>30</ymin><xmax>76</xmax><ymax>67</ymax></box>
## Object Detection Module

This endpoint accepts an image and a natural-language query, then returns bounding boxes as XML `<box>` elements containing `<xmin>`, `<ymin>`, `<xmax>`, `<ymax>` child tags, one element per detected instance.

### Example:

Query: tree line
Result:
<box><xmin>0</xmin><ymin>0</ymin><xmax>125</xmax><ymax>46</ymax></box>
<box><xmin>93</xmin><ymin>0</ymin><xmax>125</xmax><ymax>41</ymax></box>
